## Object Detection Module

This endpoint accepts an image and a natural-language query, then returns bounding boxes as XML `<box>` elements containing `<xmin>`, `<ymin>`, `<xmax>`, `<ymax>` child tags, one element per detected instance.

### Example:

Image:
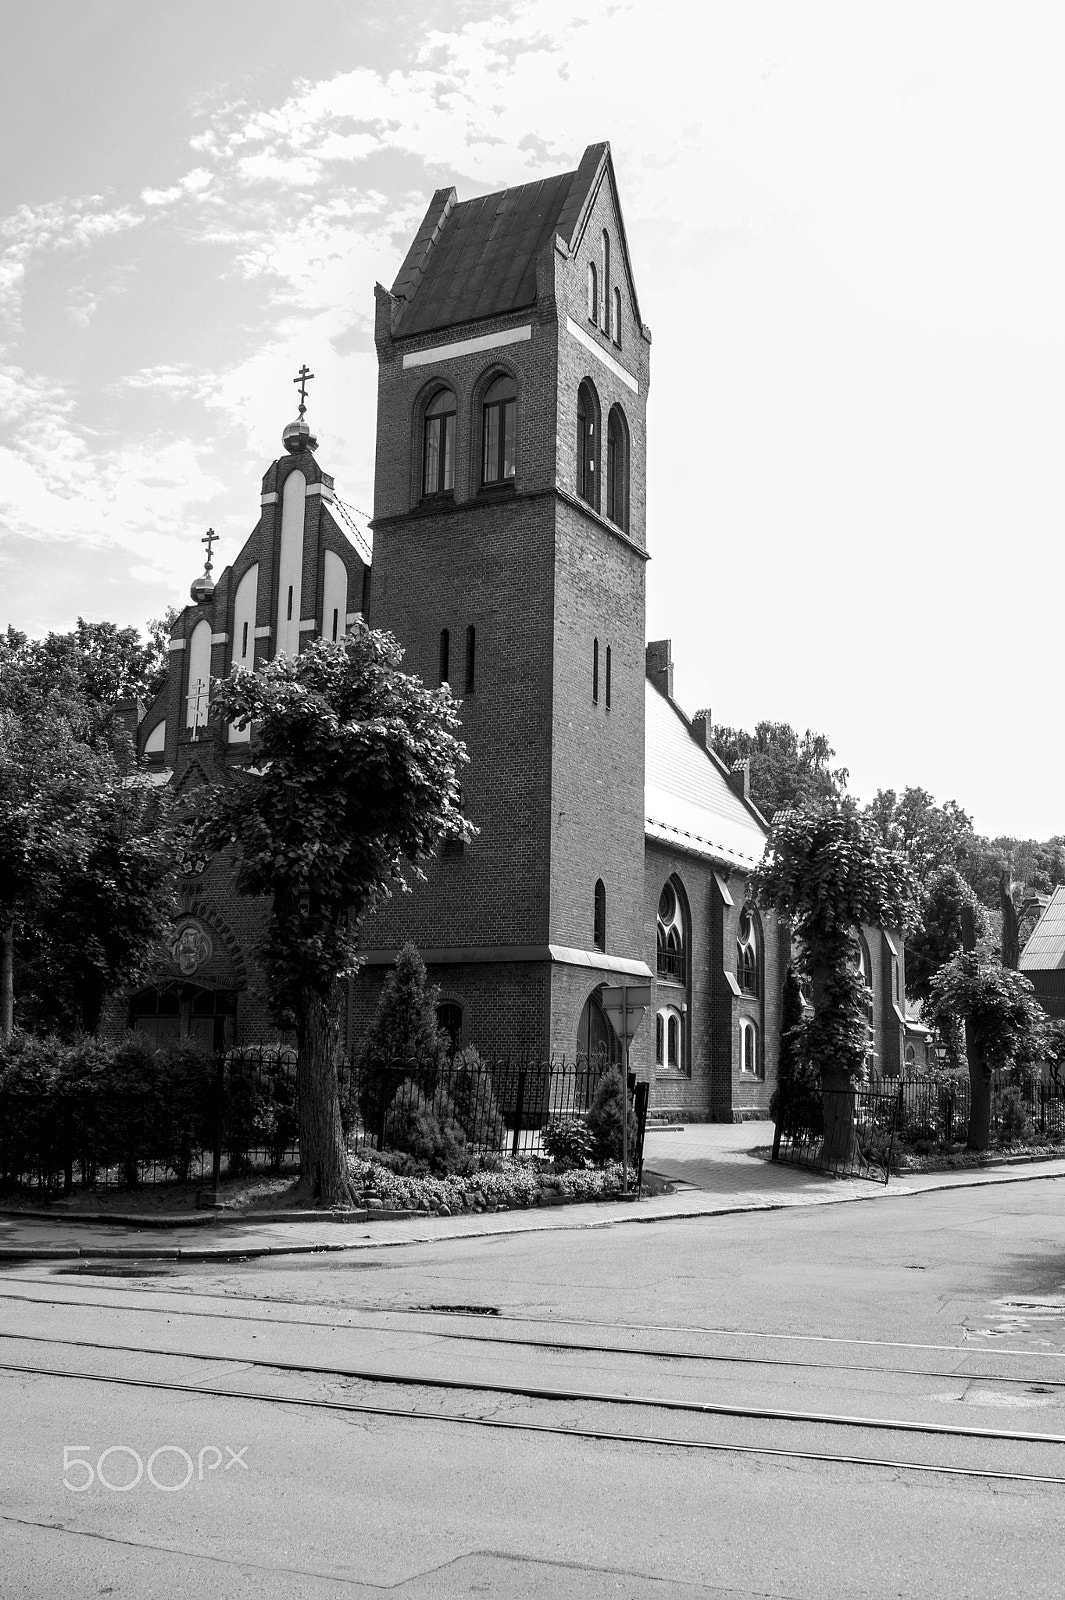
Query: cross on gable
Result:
<box><xmin>293</xmin><ymin>363</ymin><xmax>315</xmax><ymax>416</ymax></box>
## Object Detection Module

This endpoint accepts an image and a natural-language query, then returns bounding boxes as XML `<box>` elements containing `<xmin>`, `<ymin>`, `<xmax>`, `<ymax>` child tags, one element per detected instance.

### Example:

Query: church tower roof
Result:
<box><xmin>388</xmin><ymin>141</ymin><xmax>643</xmax><ymax>339</ymax></box>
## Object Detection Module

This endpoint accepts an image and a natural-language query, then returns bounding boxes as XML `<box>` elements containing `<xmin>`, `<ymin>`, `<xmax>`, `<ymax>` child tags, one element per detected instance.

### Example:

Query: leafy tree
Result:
<box><xmin>708</xmin><ymin>720</ymin><xmax>847</xmax><ymax>820</ymax></box>
<box><xmin>768</xmin><ymin>964</ymin><xmax>819</xmax><ymax>1131</ymax></box>
<box><xmin>905</xmin><ymin>866</ymin><xmax>990</xmax><ymax>1007</ymax></box>
<box><xmin>0</xmin><ymin>689</ymin><xmax>175</xmax><ymax>1038</ymax></box>
<box><xmin>926</xmin><ymin>948</ymin><xmax>1049</xmax><ymax>1150</ymax></box>
<box><xmin>195</xmin><ymin>627</ymin><xmax>469</xmax><ymax>1207</ymax></box>
<box><xmin>753</xmin><ymin>798</ymin><xmax>914</xmax><ymax>1160</ymax></box>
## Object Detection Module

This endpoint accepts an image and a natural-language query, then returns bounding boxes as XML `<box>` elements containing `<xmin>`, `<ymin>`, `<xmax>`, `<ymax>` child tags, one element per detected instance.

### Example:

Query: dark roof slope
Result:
<box><xmin>392</xmin><ymin>171</ymin><xmax>577</xmax><ymax>337</ymax></box>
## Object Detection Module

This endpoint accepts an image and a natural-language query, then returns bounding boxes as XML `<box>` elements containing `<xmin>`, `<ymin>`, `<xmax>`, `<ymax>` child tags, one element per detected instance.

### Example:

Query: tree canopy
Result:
<box><xmin>708</xmin><ymin>720</ymin><xmax>848</xmax><ymax>820</ymax></box>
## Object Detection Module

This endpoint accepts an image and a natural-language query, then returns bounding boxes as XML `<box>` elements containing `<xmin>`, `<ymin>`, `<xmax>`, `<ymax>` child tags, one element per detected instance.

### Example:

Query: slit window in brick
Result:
<box><xmin>592</xmin><ymin>637</ymin><xmax>599</xmax><ymax>704</ymax></box>
<box><xmin>439</xmin><ymin>628</ymin><xmax>450</xmax><ymax>685</ymax></box>
<box><xmin>605</xmin><ymin>645</ymin><xmax>612</xmax><ymax>709</ymax></box>
<box><xmin>594</xmin><ymin>878</ymin><xmax>606</xmax><ymax>951</ymax></box>
<box><xmin>464</xmin><ymin>625</ymin><xmax>476</xmax><ymax>693</ymax></box>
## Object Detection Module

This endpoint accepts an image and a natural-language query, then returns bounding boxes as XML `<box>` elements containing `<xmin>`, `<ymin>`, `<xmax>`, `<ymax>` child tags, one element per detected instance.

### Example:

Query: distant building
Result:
<box><xmin>1020</xmin><ymin>886</ymin><xmax>1065</xmax><ymax>1019</ymax></box>
<box><xmin>115</xmin><ymin>142</ymin><xmax>907</xmax><ymax>1119</ymax></box>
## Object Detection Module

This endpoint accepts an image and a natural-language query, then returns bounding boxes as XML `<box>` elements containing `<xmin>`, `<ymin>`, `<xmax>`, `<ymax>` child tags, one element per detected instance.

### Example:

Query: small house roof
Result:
<box><xmin>1020</xmin><ymin>885</ymin><xmax>1065</xmax><ymax>972</ymax></box>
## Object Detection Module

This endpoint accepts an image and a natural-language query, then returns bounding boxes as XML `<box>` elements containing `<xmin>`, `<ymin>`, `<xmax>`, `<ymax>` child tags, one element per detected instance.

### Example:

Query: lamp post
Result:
<box><xmin>600</xmin><ymin>983</ymin><xmax>652</xmax><ymax>1195</ymax></box>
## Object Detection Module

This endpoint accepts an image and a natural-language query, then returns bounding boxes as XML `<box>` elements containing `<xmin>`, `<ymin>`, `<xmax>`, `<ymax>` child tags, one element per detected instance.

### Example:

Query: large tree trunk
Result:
<box><xmin>1</xmin><ymin>918</ymin><xmax>13</xmax><ymax>1041</ymax></box>
<box><xmin>999</xmin><ymin>871</ymin><xmax>1020</xmax><ymax>970</ymax></box>
<box><xmin>965</xmin><ymin>1021</ymin><xmax>992</xmax><ymax>1151</ymax></box>
<box><xmin>293</xmin><ymin>985</ymin><xmax>354</xmax><ymax>1207</ymax></box>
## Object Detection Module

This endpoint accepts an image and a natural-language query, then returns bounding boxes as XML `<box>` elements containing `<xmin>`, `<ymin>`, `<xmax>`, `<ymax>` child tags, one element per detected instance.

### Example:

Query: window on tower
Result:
<box><xmin>612</xmin><ymin>286</ymin><xmax>622</xmax><ymax>348</ymax></box>
<box><xmin>576</xmin><ymin>380</ymin><xmax>599</xmax><ymax>509</ymax></box>
<box><xmin>594</xmin><ymin>879</ymin><xmax>606</xmax><ymax>951</ymax></box>
<box><xmin>423</xmin><ymin>388</ymin><xmax>456</xmax><ymax>497</ymax></box>
<box><xmin>439</xmin><ymin>628</ymin><xmax>450</xmax><ymax>685</ymax></box>
<box><xmin>592</xmin><ymin>637</ymin><xmax>599</xmax><ymax>704</ymax></box>
<box><xmin>601</xmin><ymin>231</ymin><xmax>611</xmax><ymax>334</ymax></box>
<box><xmin>587</xmin><ymin>262</ymin><xmax>598</xmax><ymax>325</ymax></box>
<box><xmin>606</xmin><ymin>405</ymin><xmax>629</xmax><ymax>532</ymax></box>
<box><xmin>481</xmin><ymin>374</ymin><xmax>517</xmax><ymax>485</ymax></box>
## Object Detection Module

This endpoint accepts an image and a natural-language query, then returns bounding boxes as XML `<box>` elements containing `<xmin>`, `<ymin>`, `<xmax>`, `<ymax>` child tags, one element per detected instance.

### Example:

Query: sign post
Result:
<box><xmin>600</xmin><ymin>983</ymin><xmax>652</xmax><ymax>1196</ymax></box>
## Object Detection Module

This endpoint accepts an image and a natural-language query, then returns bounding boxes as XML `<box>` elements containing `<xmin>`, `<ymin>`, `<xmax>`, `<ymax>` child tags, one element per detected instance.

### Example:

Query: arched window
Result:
<box><xmin>656</xmin><ymin>879</ymin><xmax>686</xmax><ymax>983</ymax></box>
<box><xmin>852</xmin><ymin>932</ymin><xmax>876</xmax><ymax>1075</ymax></box>
<box><xmin>739</xmin><ymin>1017</ymin><xmax>760</xmax><ymax>1076</ymax></box>
<box><xmin>464</xmin><ymin>625</ymin><xmax>476</xmax><ymax>693</ymax></box>
<box><xmin>423</xmin><ymin>387</ymin><xmax>456</xmax><ymax>496</ymax></box>
<box><xmin>601</xmin><ymin>231</ymin><xmax>610</xmax><ymax>334</ymax></box>
<box><xmin>436</xmin><ymin>1001</ymin><xmax>463</xmax><ymax>1057</ymax></box>
<box><xmin>905</xmin><ymin>1043</ymin><xmax>917</xmax><ymax>1073</ymax></box>
<box><xmin>576</xmin><ymin>380</ymin><xmax>599</xmax><ymax>508</ymax></box>
<box><xmin>592</xmin><ymin>637</ymin><xmax>599</xmax><ymax>704</ymax></box>
<box><xmin>481</xmin><ymin>374</ymin><xmax>516</xmax><ymax>485</ymax></box>
<box><xmin>606</xmin><ymin>405</ymin><xmax>629</xmax><ymax>531</ymax></box>
<box><xmin>612</xmin><ymin>285</ymin><xmax>622</xmax><ymax>347</ymax></box>
<box><xmin>594</xmin><ymin>879</ymin><xmax>606</xmax><ymax>951</ymax></box>
<box><xmin>587</xmin><ymin>261</ymin><xmax>598</xmax><ymax>324</ymax></box>
<box><xmin>737</xmin><ymin>908</ymin><xmax>760</xmax><ymax>997</ymax></box>
<box><xmin>577</xmin><ymin>990</ymin><xmax>616</xmax><ymax>1066</ymax></box>
<box><xmin>655</xmin><ymin>1006</ymin><xmax>684</xmax><ymax>1070</ymax></box>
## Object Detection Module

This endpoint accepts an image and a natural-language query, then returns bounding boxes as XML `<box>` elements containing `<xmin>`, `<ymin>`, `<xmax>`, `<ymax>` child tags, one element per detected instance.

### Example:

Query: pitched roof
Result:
<box><xmin>644</xmin><ymin>680</ymin><xmax>768</xmax><ymax>872</ymax></box>
<box><xmin>389</xmin><ymin>142</ymin><xmax>639</xmax><ymax>340</ymax></box>
<box><xmin>1020</xmin><ymin>884</ymin><xmax>1065</xmax><ymax>971</ymax></box>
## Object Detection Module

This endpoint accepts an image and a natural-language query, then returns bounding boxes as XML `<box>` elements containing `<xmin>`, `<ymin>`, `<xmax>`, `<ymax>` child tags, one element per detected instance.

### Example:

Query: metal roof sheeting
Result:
<box><xmin>644</xmin><ymin>681</ymin><xmax>768</xmax><ymax>871</ymax></box>
<box><xmin>1020</xmin><ymin>885</ymin><xmax>1065</xmax><ymax>971</ymax></box>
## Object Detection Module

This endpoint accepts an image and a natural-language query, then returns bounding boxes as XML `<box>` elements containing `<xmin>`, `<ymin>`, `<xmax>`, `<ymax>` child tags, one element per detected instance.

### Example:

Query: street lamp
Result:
<box><xmin>600</xmin><ymin>983</ymin><xmax>652</xmax><ymax>1195</ymax></box>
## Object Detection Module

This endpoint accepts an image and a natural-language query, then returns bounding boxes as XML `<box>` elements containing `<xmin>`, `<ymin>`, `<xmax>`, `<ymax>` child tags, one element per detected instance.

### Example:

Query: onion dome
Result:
<box><xmin>190</xmin><ymin>571</ymin><xmax>216</xmax><ymax>604</ymax></box>
<box><xmin>283</xmin><ymin>415</ymin><xmax>318</xmax><ymax>454</ymax></box>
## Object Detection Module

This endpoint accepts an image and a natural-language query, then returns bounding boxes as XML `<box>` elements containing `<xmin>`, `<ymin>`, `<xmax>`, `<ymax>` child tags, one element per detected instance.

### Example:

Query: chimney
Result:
<box><xmin>690</xmin><ymin>708</ymin><xmax>712</xmax><ymax>750</ymax></box>
<box><xmin>728</xmin><ymin>761</ymin><xmax>751</xmax><ymax>803</ymax></box>
<box><xmin>645</xmin><ymin>639</ymin><xmax>673</xmax><ymax>699</ymax></box>
<box><xmin>111</xmin><ymin>697</ymin><xmax>145</xmax><ymax>774</ymax></box>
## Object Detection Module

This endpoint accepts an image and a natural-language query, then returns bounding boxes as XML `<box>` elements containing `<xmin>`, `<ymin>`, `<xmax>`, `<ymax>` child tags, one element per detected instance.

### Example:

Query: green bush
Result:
<box><xmin>996</xmin><ymin>1086</ymin><xmax>1035</xmax><ymax>1145</ymax></box>
<box><xmin>448</xmin><ymin>1048</ymin><xmax>506</xmax><ymax>1148</ymax></box>
<box><xmin>541</xmin><ymin>1117</ymin><xmax>594</xmax><ymax>1168</ymax></box>
<box><xmin>585</xmin><ymin>1069</ymin><xmax>638</xmax><ymax>1166</ymax></box>
<box><xmin>382</xmin><ymin>1080</ymin><xmax>469</xmax><ymax>1174</ymax></box>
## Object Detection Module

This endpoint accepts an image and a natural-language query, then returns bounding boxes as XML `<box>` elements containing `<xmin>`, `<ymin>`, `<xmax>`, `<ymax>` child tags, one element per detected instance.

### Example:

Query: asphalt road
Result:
<box><xmin>3</xmin><ymin>1181</ymin><xmax>1065</xmax><ymax>1598</ymax></box>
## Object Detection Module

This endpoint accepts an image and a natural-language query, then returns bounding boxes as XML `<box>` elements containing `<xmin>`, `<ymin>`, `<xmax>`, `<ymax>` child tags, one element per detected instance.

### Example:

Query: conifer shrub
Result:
<box><xmin>382</xmin><ymin>1080</ymin><xmax>469</xmax><ymax>1174</ymax></box>
<box><xmin>541</xmin><ymin>1117</ymin><xmax>595</xmax><ymax>1169</ymax></box>
<box><xmin>357</xmin><ymin>943</ymin><xmax>448</xmax><ymax>1137</ymax></box>
<box><xmin>585</xmin><ymin>1068</ymin><xmax>638</xmax><ymax>1166</ymax></box>
<box><xmin>448</xmin><ymin>1047</ymin><xmax>506</xmax><ymax>1149</ymax></box>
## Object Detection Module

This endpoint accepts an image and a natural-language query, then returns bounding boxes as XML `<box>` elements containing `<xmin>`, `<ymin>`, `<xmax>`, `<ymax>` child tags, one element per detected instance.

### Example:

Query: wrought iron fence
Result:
<box><xmin>772</xmin><ymin>1085</ymin><xmax>899</xmax><ymax>1184</ymax></box>
<box><xmin>0</xmin><ymin>1046</ymin><xmax>644</xmax><ymax>1197</ymax></box>
<box><xmin>873</xmin><ymin>1071</ymin><xmax>1065</xmax><ymax>1147</ymax></box>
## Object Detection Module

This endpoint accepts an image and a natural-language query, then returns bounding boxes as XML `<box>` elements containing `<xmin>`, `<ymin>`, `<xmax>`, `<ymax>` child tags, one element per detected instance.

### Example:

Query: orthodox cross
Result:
<box><xmin>293</xmin><ymin>363</ymin><xmax>315</xmax><ymax>418</ymax></box>
<box><xmin>201</xmin><ymin>526</ymin><xmax>218</xmax><ymax>576</ymax></box>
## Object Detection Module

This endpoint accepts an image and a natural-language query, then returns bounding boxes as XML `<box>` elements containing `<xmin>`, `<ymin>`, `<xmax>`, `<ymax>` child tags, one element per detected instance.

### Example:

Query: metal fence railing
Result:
<box><xmin>0</xmin><ymin>1048</ymin><xmax>645</xmax><ymax>1197</ymax></box>
<box><xmin>772</xmin><ymin>1086</ymin><xmax>900</xmax><ymax>1184</ymax></box>
<box><xmin>871</xmin><ymin>1071</ymin><xmax>1065</xmax><ymax>1147</ymax></box>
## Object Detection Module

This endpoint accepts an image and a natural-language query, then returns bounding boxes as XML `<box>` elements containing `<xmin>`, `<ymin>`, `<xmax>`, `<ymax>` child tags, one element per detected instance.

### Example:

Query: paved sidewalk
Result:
<box><xmin>1</xmin><ymin>1121</ymin><xmax>1063</xmax><ymax>1263</ymax></box>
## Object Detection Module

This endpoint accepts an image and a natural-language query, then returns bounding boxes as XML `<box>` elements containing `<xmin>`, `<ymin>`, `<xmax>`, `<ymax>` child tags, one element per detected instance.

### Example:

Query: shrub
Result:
<box><xmin>382</xmin><ymin>1080</ymin><xmax>469</xmax><ymax>1174</ymax></box>
<box><xmin>448</xmin><ymin>1048</ymin><xmax>506</xmax><ymax>1149</ymax></box>
<box><xmin>541</xmin><ymin>1117</ymin><xmax>594</xmax><ymax>1169</ymax></box>
<box><xmin>585</xmin><ymin>1069</ymin><xmax>638</xmax><ymax>1166</ymax></box>
<box><xmin>996</xmin><ymin>1086</ymin><xmax>1035</xmax><ymax>1146</ymax></box>
<box><xmin>357</xmin><ymin>944</ymin><xmax>448</xmax><ymax>1138</ymax></box>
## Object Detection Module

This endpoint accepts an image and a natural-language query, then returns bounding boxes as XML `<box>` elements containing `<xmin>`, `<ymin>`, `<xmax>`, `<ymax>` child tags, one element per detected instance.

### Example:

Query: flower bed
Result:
<box><xmin>347</xmin><ymin>1152</ymin><xmax>640</xmax><ymax>1214</ymax></box>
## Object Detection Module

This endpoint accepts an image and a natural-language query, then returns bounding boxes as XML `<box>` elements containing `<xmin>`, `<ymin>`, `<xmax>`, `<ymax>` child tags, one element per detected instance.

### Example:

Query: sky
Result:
<box><xmin>1</xmin><ymin>0</ymin><xmax>1063</xmax><ymax>839</ymax></box>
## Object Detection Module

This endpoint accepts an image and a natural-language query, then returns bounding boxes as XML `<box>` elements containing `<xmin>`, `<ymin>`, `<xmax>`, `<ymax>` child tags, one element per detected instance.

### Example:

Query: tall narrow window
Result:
<box><xmin>332</xmin><ymin>608</ymin><xmax>339</xmax><ymax>642</ymax></box>
<box><xmin>423</xmin><ymin>388</ymin><xmax>456</xmax><ymax>496</ymax></box>
<box><xmin>482</xmin><ymin>375</ymin><xmax>517</xmax><ymax>484</ymax></box>
<box><xmin>286</xmin><ymin>585</ymin><xmax>293</xmax><ymax>621</ymax></box>
<box><xmin>737</xmin><ymin>909</ymin><xmax>759</xmax><ymax>997</ymax></box>
<box><xmin>601</xmin><ymin>231</ymin><xmax>611</xmax><ymax>334</ymax></box>
<box><xmin>606</xmin><ymin>405</ymin><xmax>629</xmax><ymax>532</ymax></box>
<box><xmin>587</xmin><ymin>261</ymin><xmax>598</xmax><ymax>324</ymax></box>
<box><xmin>657</xmin><ymin>879</ymin><xmax>687</xmax><ymax>983</ymax></box>
<box><xmin>592</xmin><ymin>637</ymin><xmax>599</xmax><ymax>704</ymax></box>
<box><xmin>594</xmin><ymin>879</ymin><xmax>606</xmax><ymax>951</ymax></box>
<box><xmin>612</xmin><ymin>286</ymin><xmax>622</xmax><ymax>347</ymax></box>
<box><xmin>241</xmin><ymin>621</ymin><xmax>249</xmax><ymax>657</ymax></box>
<box><xmin>464</xmin><ymin>625</ymin><xmax>476</xmax><ymax>693</ymax></box>
<box><xmin>605</xmin><ymin>646</ymin><xmax>612</xmax><ymax>709</ymax></box>
<box><xmin>439</xmin><ymin>628</ymin><xmax>450</xmax><ymax>685</ymax></box>
<box><xmin>576</xmin><ymin>380</ymin><xmax>599</xmax><ymax>508</ymax></box>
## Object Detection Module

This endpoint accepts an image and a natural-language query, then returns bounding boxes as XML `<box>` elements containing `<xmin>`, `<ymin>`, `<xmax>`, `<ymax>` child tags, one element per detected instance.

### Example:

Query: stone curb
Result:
<box><xmin>0</xmin><ymin>1161</ymin><xmax>1063</xmax><ymax>1263</ymax></box>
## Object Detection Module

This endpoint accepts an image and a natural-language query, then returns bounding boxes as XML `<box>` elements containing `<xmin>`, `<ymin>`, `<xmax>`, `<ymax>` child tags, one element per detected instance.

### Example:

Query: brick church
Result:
<box><xmin>123</xmin><ymin>143</ymin><xmax>908</xmax><ymax>1120</ymax></box>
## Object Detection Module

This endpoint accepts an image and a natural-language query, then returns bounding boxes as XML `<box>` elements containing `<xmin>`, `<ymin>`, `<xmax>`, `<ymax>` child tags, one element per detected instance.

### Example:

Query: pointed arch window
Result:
<box><xmin>423</xmin><ymin>388</ymin><xmax>456</xmax><ymax>496</ymax></box>
<box><xmin>587</xmin><ymin>261</ymin><xmax>598</xmax><ymax>325</ymax></box>
<box><xmin>737</xmin><ymin>908</ymin><xmax>760</xmax><ymax>997</ymax></box>
<box><xmin>482</xmin><ymin>374</ymin><xmax>517</xmax><ymax>485</ymax></box>
<box><xmin>606</xmin><ymin>405</ymin><xmax>629</xmax><ymax>532</ymax></box>
<box><xmin>601</xmin><ymin>231</ymin><xmax>611</xmax><ymax>334</ymax></box>
<box><xmin>594</xmin><ymin>879</ymin><xmax>606</xmax><ymax>952</ymax></box>
<box><xmin>612</xmin><ymin>286</ymin><xmax>622</xmax><ymax>347</ymax></box>
<box><xmin>656</xmin><ymin>879</ymin><xmax>687</xmax><ymax>984</ymax></box>
<box><xmin>577</xmin><ymin>380</ymin><xmax>599</xmax><ymax>509</ymax></box>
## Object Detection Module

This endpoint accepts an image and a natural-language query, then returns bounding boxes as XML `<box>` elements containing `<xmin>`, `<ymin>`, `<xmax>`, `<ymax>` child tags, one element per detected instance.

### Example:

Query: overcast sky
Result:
<box><xmin>2</xmin><ymin>1</ymin><xmax>1062</xmax><ymax>838</ymax></box>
